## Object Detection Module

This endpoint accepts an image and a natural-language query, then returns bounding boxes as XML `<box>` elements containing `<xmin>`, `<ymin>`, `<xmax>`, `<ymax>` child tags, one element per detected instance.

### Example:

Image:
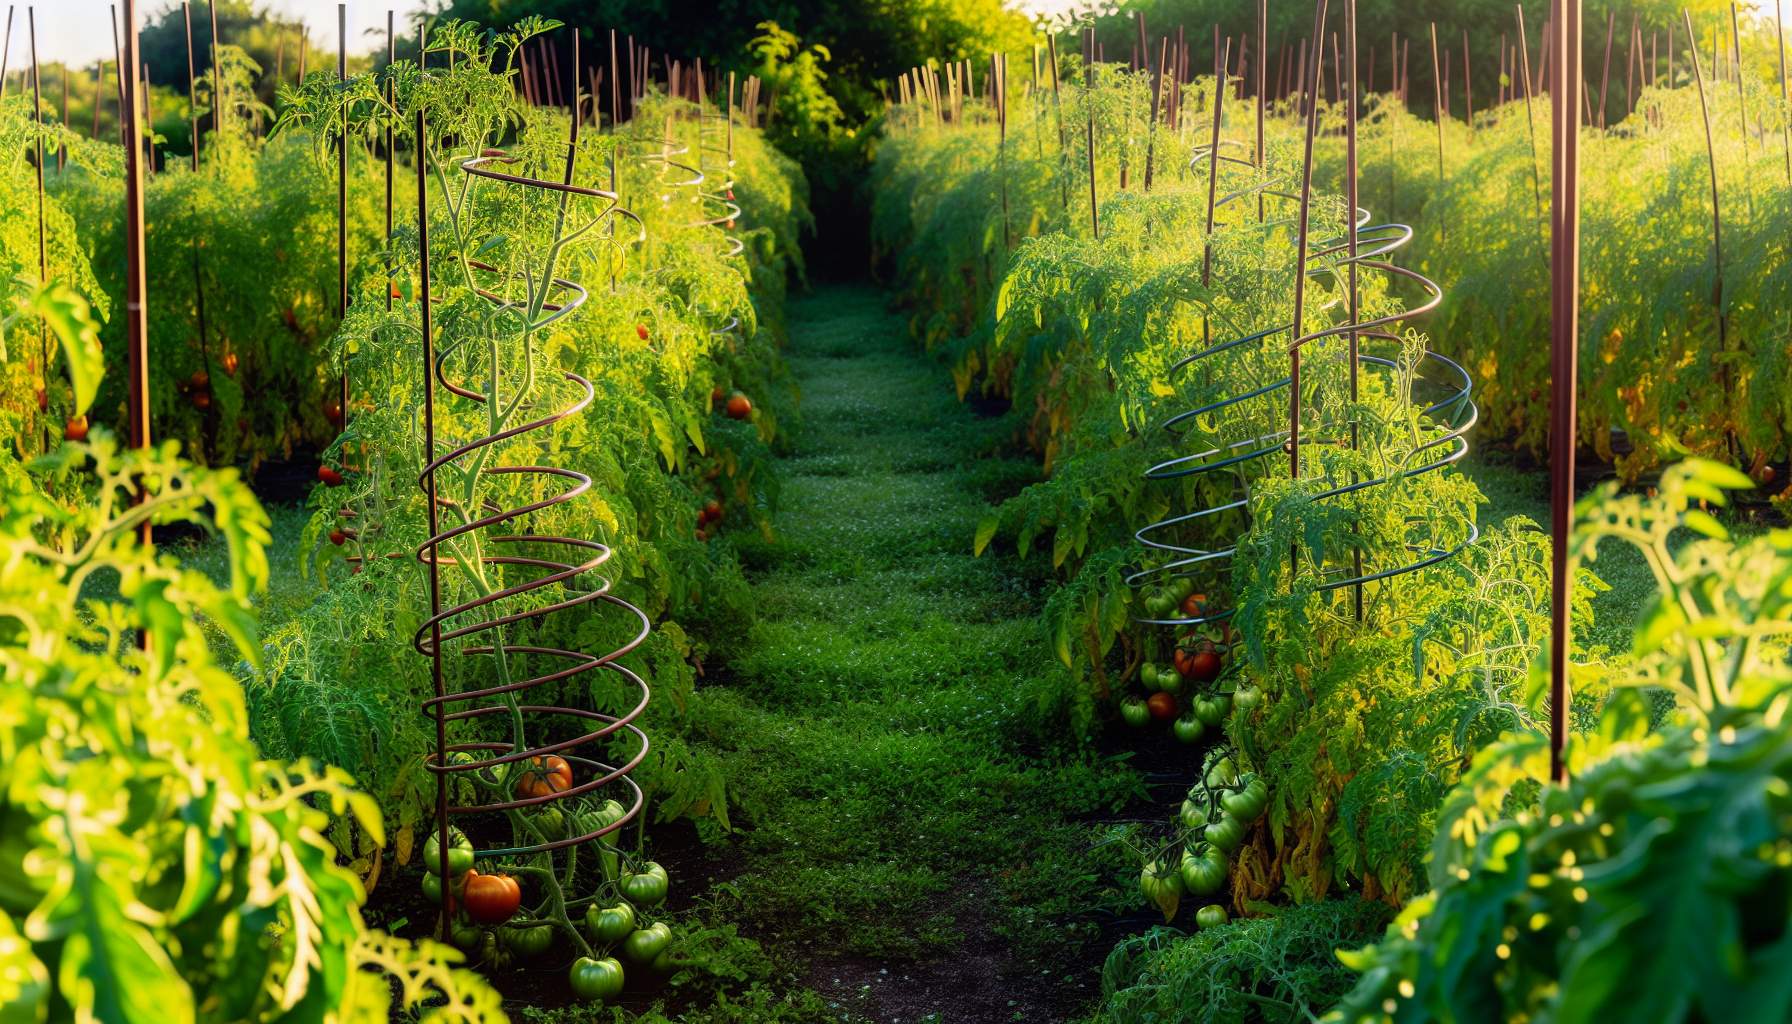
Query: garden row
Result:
<box><xmin>871</xmin><ymin>43</ymin><xmax>1792</xmax><ymax>1023</ymax></box>
<box><xmin>3</xmin><ymin>17</ymin><xmax>812</xmax><ymax>1021</ymax></box>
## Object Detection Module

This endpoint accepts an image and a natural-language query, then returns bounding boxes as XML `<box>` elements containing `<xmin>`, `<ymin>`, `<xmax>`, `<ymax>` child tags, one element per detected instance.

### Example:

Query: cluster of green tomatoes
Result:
<box><xmin>1139</xmin><ymin>750</ymin><xmax>1270</xmax><ymax>926</ymax></box>
<box><xmin>420</xmin><ymin>788</ymin><xmax>678</xmax><ymax>1005</ymax></box>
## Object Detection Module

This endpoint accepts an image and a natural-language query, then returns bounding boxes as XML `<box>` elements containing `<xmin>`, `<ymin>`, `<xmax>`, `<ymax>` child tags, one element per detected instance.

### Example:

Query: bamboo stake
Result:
<box><xmin>1084</xmin><ymin>27</ymin><xmax>1099</xmax><ymax>238</ymax></box>
<box><xmin>1547</xmin><ymin>0</ymin><xmax>1582</xmax><ymax>786</ymax></box>
<box><xmin>1429</xmin><ymin>23</ymin><xmax>1445</xmax><ymax>236</ymax></box>
<box><xmin>1290</xmin><ymin>0</ymin><xmax>1330</xmax><ymax>499</ymax></box>
<box><xmin>1685</xmin><ymin>9</ymin><xmax>1731</xmax><ymax>461</ymax></box>
<box><xmin>1462</xmin><ymin>28</ymin><xmax>1473</xmax><ymax>127</ymax></box>
<box><xmin>337</xmin><ymin>3</ymin><xmax>348</xmax><ymax>425</ymax></box>
<box><xmin>1048</xmin><ymin>33</ymin><xmax>1069</xmax><ymax>216</ymax></box>
<box><xmin>1518</xmin><ymin>5</ymin><xmax>1544</xmax><ymax>241</ymax></box>
<box><xmin>1778</xmin><ymin>0</ymin><xmax>1790</xmax><ymax>185</ymax></box>
<box><xmin>1345</xmin><ymin>0</ymin><xmax>1363</xmax><ymax>620</ymax></box>
<box><xmin>121</xmin><ymin>0</ymin><xmax>152</xmax><ymax>551</ymax></box>
<box><xmin>29</xmin><ymin>6</ymin><xmax>45</xmax><ymax>450</ymax></box>
<box><xmin>183</xmin><ymin>2</ymin><xmax>198</xmax><ymax>167</ymax></box>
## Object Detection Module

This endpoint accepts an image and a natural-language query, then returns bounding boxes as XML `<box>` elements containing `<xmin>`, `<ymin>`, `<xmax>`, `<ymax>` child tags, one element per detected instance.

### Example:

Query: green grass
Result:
<box><xmin>668</xmin><ymin>284</ymin><xmax>1144</xmax><ymax>1018</ymax></box>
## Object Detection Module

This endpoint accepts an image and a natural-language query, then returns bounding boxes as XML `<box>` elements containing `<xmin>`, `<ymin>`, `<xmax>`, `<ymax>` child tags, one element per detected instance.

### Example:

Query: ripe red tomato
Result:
<box><xmin>191</xmin><ymin>369</ymin><xmax>210</xmax><ymax>389</ymax></box>
<box><xmin>703</xmin><ymin>500</ymin><xmax>722</xmax><ymax>523</ymax></box>
<box><xmin>516</xmin><ymin>754</ymin><xmax>572</xmax><ymax>799</ymax></box>
<box><xmin>461</xmin><ymin>870</ymin><xmax>521</xmax><ymax>924</ymax></box>
<box><xmin>323</xmin><ymin>399</ymin><xmax>343</xmax><ymax>424</ymax></box>
<box><xmin>64</xmin><ymin>415</ymin><xmax>89</xmax><ymax>441</ymax></box>
<box><xmin>318</xmin><ymin>466</ymin><xmax>345</xmax><ymax>487</ymax></box>
<box><xmin>1185</xmin><ymin>649</ymin><xmax>1222</xmax><ymax>683</ymax></box>
<box><xmin>1146</xmin><ymin>691</ymin><xmax>1179</xmax><ymax>721</ymax></box>
<box><xmin>726</xmin><ymin>189</ymin><xmax>735</xmax><ymax>200</ymax></box>
<box><xmin>636</xmin><ymin>323</ymin><xmax>650</xmax><ymax>341</ymax></box>
<box><xmin>191</xmin><ymin>390</ymin><xmax>212</xmax><ymax>411</ymax></box>
<box><xmin>726</xmin><ymin>393</ymin><xmax>752</xmax><ymax>420</ymax></box>
<box><xmin>1181</xmin><ymin>592</ymin><xmax>1209</xmax><ymax>617</ymax></box>
<box><xmin>221</xmin><ymin>351</ymin><xmax>239</xmax><ymax>377</ymax></box>
<box><xmin>329</xmin><ymin>529</ymin><xmax>347</xmax><ymax>546</ymax></box>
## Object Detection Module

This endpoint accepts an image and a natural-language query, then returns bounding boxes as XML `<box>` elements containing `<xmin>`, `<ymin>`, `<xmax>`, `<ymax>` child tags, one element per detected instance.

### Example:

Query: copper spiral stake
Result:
<box><xmin>1129</xmin><ymin>19</ymin><xmax>1477</xmax><ymax>646</ymax></box>
<box><xmin>415</xmin><ymin>56</ymin><xmax>654</xmax><ymax>937</ymax></box>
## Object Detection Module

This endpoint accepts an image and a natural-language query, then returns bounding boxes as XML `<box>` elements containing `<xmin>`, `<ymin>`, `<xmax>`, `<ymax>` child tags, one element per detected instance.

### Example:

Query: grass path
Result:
<box><xmin>671</xmin><ymin>284</ymin><xmax>1144</xmax><ymax>1022</ymax></box>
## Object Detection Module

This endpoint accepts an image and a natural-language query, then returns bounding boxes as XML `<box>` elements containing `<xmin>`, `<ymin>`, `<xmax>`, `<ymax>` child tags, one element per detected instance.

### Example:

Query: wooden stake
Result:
<box><xmin>1547</xmin><ymin>0</ymin><xmax>1582</xmax><ymax>787</ymax></box>
<box><xmin>121</xmin><ymin>0</ymin><xmax>152</xmax><ymax>549</ymax></box>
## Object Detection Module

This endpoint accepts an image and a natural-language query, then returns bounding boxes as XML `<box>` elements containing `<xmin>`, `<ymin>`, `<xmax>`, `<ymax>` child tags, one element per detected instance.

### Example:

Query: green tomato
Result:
<box><xmin>1195</xmin><ymin>904</ymin><xmax>1229</xmax><ymax>929</ymax></box>
<box><xmin>1205</xmin><ymin>812</ymin><xmax>1246</xmax><ymax>853</ymax></box>
<box><xmin>1120</xmin><ymin>696</ymin><xmax>1151</xmax><ymax>728</ymax></box>
<box><xmin>1221</xmin><ymin>776</ymin><xmax>1269</xmax><ymax>823</ymax></box>
<box><xmin>1205</xmin><ymin>755</ymin><xmax>1238</xmax><ymax>789</ymax></box>
<box><xmin>535</xmin><ymin>805</ymin><xmax>566</xmax><ymax>840</ymax></box>
<box><xmin>421</xmin><ymin>870</ymin><xmax>467</xmax><ymax>909</ymax></box>
<box><xmin>1179</xmin><ymin>844</ymin><xmax>1228</xmax><ymax>895</ymax></box>
<box><xmin>1233</xmin><ymin>685</ymin><xmax>1262</xmax><ymax>710</ymax></box>
<box><xmin>1194</xmin><ymin>694</ymin><xmax>1230</xmax><ymax>726</ymax></box>
<box><xmin>500</xmin><ymin>924</ymin><xmax>554</xmax><ymax>957</ymax></box>
<box><xmin>1157</xmin><ymin>670</ymin><xmax>1184</xmax><ymax>696</ymax></box>
<box><xmin>449</xmin><ymin>918</ymin><xmax>486</xmax><ymax>952</ymax></box>
<box><xmin>621</xmin><ymin>921</ymin><xmax>673</xmax><ymax>964</ymax></box>
<box><xmin>568</xmin><ymin>956</ymin><xmax>626</xmax><ymax>1002</ymax></box>
<box><xmin>578</xmin><ymin>799</ymin><xmax>628</xmax><ymax>880</ymax></box>
<box><xmin>1172</xmin><ymin>714</ymin><xmax>1205</xmax><ymax>744</ymax></box>
<box><xmin>1140</xmin><ymin>663</ymin><xmax>1163</xmax><ymax>692</ymax></box>
<box><xmin>621</xmin><ymin>862</ymin><xmax>669</xmax><ymax>907</ymax></box>
<box><xmin>423</xmin><ymin>827</ymin><xmax>474</xmax><ymax>877</ymax></box>
<box><xmin>586</xmin><ymin>901</ymin><xmax>637</xmax><ymax>944</ymax></box>
<box><xmin>1140</xmin><ymin>858</ymin><xmax>1184</xmax><ymax>909</ymax></box>
<box><xmin>1178</xmin><ymin>795</ymin><xmax>1208</xmax><ymax>830</ymax></box>
<box><xmin>1144</xmin><ymin>593</ymin><xmax>1170</xmax><ymax>617</ymax></box>
<box><xmin>1171</xmin><ymin>577</ymin><xmax>1195</xmax><ymax>600</ymax></box>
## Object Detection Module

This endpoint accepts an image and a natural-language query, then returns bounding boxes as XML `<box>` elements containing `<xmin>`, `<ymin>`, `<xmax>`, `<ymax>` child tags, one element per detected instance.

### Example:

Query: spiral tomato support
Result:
<box><xmin>1129</xmin><ymin>146</ymin><xmax>1477</xmax><ymax>635</ymax></box>
<box><xmin>415</xmin><ymin>145</ymin><xmax>651</xmax><ymax>860</ymax></box>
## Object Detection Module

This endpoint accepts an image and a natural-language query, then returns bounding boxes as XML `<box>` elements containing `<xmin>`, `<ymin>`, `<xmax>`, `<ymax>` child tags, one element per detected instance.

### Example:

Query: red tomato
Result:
<box><xmin>703</xmin><ymin>500</ymin><xmax>722</xmax><ymax>523</ymax></box>
<box><xmin>1185</xmin><ymin>649</ymin><xmax>1222</xmax><ymax>683</ymax></box>
<box><xmin>191</xmin><ymin>369</ymin><xmax>210</xmax><ymax>389</ymax></box>
<box><xmin>329</xmin><ymin>529</ymin><xmax>347</xmax><ymax>546</ymax></box>
<box><xmin>318</xmin><ymin>466</ymin><xmax>345</xmax><ymax>487</ymax></box>
<box><xmin>516</xmin><ymin>754</ymin><xmax>572</xmax><ymax>798</ymax></box>
<box><xmin>323</xmin><ymin>399</ymin><xmax>343</xmax><ymax>424</ymax></box>
<box><xmin>636</xmin><ymin>324</ymin><xmax>650</xmax><ymax>341</ymax></box>
<box><xmin>64</xmin><ymin>415</ymin><xmax>89</xmax><ymax>441</ymax></box>
<box><xmin>462</xmin><ymin>871</ymin><xmax>521</xmax><ymax>924</ymax></box>
<box><xmin>221</xmin><ymin>351</ymin><xmax>239</xmax><ymax>377</ymax></box>
<box><xmin>1181</xmin><ymin>592</ymin><xmax>1209</xmax><ymax>617</ymax></box>
<box><xmin>726</xmin><ymin>393</ymin><xmax>752</xmax><ymax>420</ymax></box>
<box><xmin>1146</xmin><ymin>691</ymin><xmax>1179</xmax><ymax>721</ymax></box>
<box><xmin>191</xmin><ymin>390</ymin><xmax>212</xmax><ymax>411</ymax></box>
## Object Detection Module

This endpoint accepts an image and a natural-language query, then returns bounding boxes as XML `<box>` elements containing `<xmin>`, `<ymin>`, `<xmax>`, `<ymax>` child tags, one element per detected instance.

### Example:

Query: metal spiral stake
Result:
<box><xmin>416</xmin><ymin>98</ymin><xmax>654</xmax><ymax>932</ymax></box>
<box><xmin>642</xmin><ymin>100</ymin><xmax>744</xmax><ymax>340</ymax></box>
<box><xmin>1130</xmin><ymin>35</ymin><xmax>1478</xmax><ymax>665</ymax></box>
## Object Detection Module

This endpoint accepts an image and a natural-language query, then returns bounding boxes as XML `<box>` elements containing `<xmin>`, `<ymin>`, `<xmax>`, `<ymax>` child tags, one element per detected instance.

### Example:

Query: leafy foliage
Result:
<box><xmin>0</xmin><ymin>423</ymin><xmax>501</xmax><ymax>1021</ymax></box>
<box><xmin>1329</xmin><ymin>459</ymin><xmax>1792</xmax><ymax>1022</ymax></box>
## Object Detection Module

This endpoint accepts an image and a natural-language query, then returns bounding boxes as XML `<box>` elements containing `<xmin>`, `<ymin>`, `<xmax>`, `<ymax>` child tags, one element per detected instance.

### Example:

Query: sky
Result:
<box><xmin>25</xmin><ymin>1</ymin><xmax>431</xmax><ymax>67</ymax></box>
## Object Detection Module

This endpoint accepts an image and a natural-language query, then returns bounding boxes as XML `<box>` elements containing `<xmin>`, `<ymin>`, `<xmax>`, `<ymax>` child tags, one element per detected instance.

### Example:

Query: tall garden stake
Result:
<box><xmin>120</xmin><ymin>0</ymin><xmax>150</xmax><ymax>550</ymax></box>
<box><xmin>1548</xmin><ymin>0</ymin><xmax>1583</xmax><ymax>785</ymax></box>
